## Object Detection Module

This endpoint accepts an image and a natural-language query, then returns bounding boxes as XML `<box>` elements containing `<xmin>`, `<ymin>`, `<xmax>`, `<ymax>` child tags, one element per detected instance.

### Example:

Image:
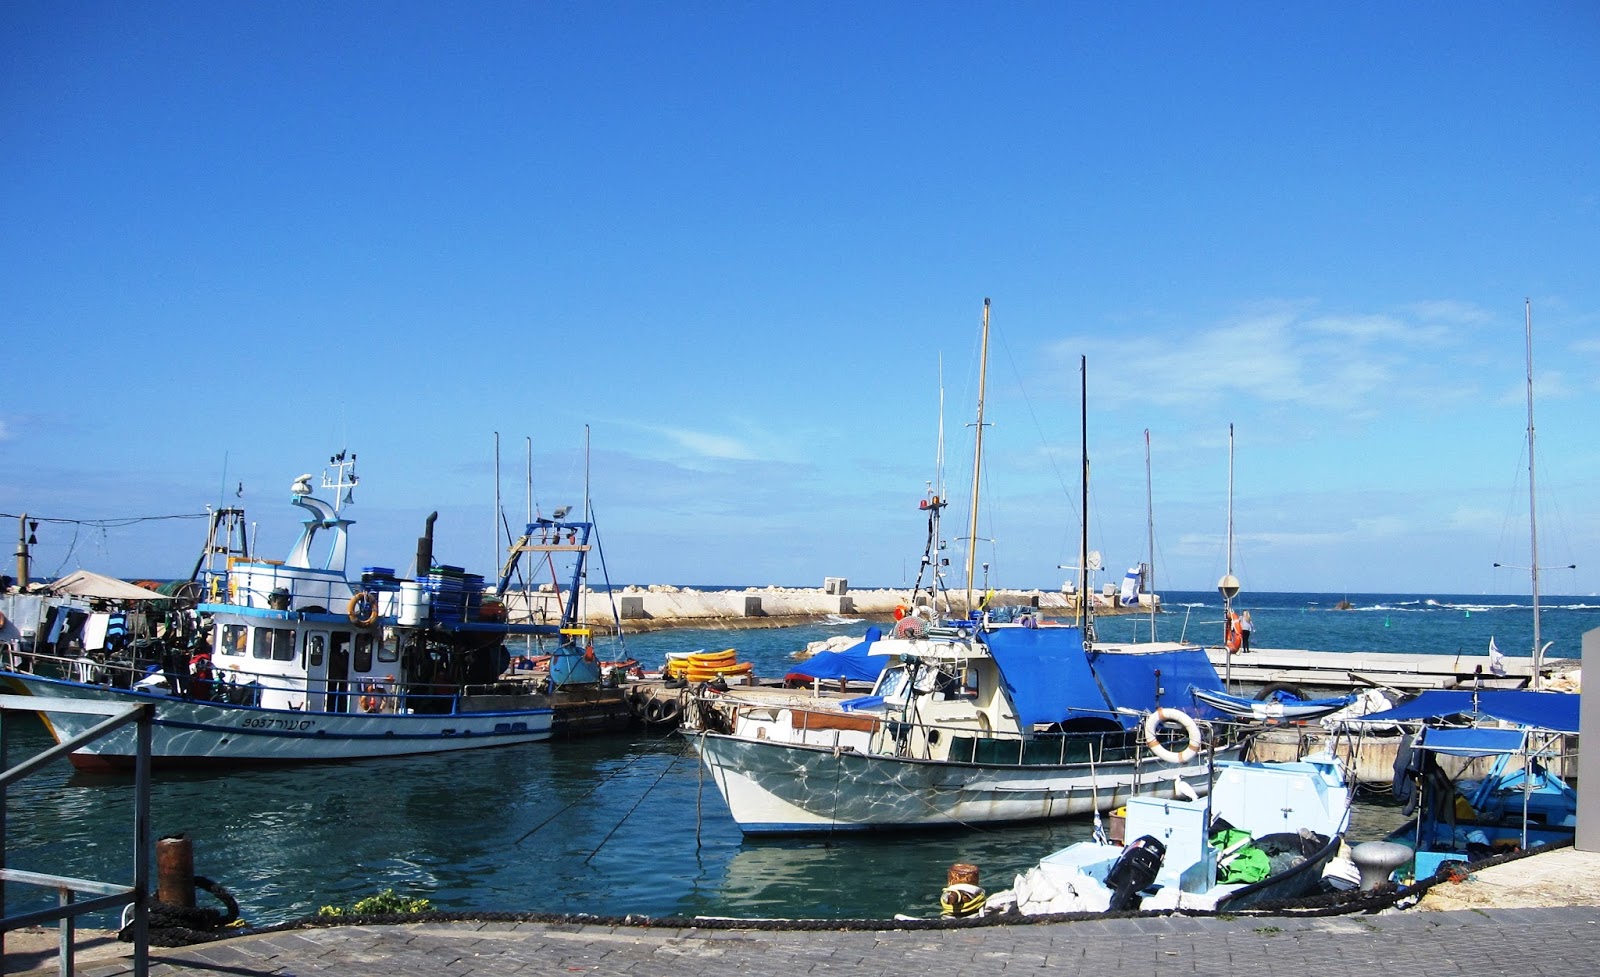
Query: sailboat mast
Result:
<box><xmin>964</xmin><ymin>298</ymin><xmax>991</xmax><ymax>613</ymax></box>
<box><xmin>1524</xmin><ymin>298</ymin><xmax>1543</xmax><ymax>688</ymax></box>
<box><xmin>1145</xmin><ymin>428</ymin><xmax>1156</xmax><ymax>640</ymax></box>
<box><xmin>1226</xmin><ymin>422</ymin><xmax>1235</xmax><ymax>581</ymax></box>
<box><xmin>1078</xmin><ymin>356</ymin><xmax>1089</xmax><ymax>629</ymax></box>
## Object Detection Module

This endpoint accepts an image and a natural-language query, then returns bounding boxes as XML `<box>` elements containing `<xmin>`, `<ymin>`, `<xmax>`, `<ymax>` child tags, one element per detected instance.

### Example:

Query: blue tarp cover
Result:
<box><xmin>1092</xmin><ymin>646</ymin><xmax>1230</xmax><ymax>725</ymax></box>
<box><xmin>1416</xmin><ymin>726</ymin><xmax>1528</xmax><ymax>757</ymax></box>
<box><xmin>983</xmin><ymin>626</ymin><xmax>1115</xmax><ymax>728</ymax></box>
<box><xmin>789</xmin><ymin>627</ymin><xmax>886</xmax><ymax>684</ymax></box>
<box><xmin>1360</xmin><ymin>689</ymin><xmax>1580</xmax><ymax>735</ymax></box>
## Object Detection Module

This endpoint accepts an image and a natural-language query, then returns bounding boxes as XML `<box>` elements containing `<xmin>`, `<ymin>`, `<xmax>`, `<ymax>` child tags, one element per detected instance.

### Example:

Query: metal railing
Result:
<box><xmin>1</xmin><ymin>693</ymin><xmax>154</xmax><ymax>977</ymax></box>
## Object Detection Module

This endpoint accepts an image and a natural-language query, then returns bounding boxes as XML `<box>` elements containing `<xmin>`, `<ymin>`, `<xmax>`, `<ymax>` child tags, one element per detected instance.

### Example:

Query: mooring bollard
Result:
<box><xmin>157</xmin><ymin>834</ymin><xmax>196</xmax><ymax>907</ymax></box>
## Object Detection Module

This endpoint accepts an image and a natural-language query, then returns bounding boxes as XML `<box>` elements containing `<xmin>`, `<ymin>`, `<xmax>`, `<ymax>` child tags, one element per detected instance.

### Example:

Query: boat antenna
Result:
<box><xmin>963</xmin><ymin>298</ymin><xmax>991</xmax><ymax>616</ymax></box>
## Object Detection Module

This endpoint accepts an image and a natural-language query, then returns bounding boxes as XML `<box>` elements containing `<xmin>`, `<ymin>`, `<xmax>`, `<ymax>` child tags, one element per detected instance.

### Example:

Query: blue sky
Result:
<box><xmin>4</xmin><ymin>2</ymin><xmax>1597</xmax><ymax>596</ymax></box>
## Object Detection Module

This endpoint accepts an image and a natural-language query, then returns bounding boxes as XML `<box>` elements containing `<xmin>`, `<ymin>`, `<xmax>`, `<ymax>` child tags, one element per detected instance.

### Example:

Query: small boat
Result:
<box><xmin>1359</xmin><ymin>688</ymin><xmax>1577</xmax><ymax>873</ymax></box>
<box><xmin>978</xmin><ymin>751</ymin><xmax>1353</xmax><ymax>916</ymax></box>
<box><xmin>1190</xmin><ymin>686</ymin><xmax>1356</xmax><ymax>723</ymax></box>
<box><xmin>2</xmin><ymin>453</ymin><xmax>598</xmax><ymax>769</ymax></box>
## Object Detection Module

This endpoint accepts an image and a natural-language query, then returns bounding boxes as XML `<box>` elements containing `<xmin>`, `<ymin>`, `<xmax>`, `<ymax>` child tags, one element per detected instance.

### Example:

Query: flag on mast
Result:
<box><xmin>1488</xmin><ymin>636</ymin><xmax>1507</xmax><ymax>676</ymax></box>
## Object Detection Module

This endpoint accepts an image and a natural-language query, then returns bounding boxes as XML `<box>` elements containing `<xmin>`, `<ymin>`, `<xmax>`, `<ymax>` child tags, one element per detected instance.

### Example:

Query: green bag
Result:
<box><xmin>1211</xmin><ymin>828</ymin><xmax>1272</xmax><ymax>884</ymax></box>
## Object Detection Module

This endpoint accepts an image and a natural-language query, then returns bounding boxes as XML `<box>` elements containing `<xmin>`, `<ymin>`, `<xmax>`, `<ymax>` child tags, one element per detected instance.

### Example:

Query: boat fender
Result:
<box><xmin>658</xmin><ymin>696</ymin><xmax>682</xmax><ymax>725</ymax></box>
<box><xmin>347</xmin><ymin>592</ymin><xmax>380</xmax><ymax>627</ymax></box>
<box><xmin>645</xmin><ymin>696</ymin><xmax>664</xmax><ymax>724</ymax></box>
<box><xmin>1142</xmin><ymin>707</ymin><xmax>1203</xmax><ymax>764</ymax></box>
<box><xmin>1254</xmin><ymin>682</ymin><xmax>1307</xmax><ymax>703</ymax></box>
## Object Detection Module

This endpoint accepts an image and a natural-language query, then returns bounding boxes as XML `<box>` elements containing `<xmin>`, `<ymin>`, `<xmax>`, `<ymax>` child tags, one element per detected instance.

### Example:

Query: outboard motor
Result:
<box><xmin>1105</xmin><ymin>835</ymin><xmax>1166</xmax><ymax>910</ymax></box>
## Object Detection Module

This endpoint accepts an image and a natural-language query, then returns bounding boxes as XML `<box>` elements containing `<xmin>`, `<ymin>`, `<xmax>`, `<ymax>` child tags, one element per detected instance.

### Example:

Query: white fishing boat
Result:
<box><xmin>1</xmin><ymin>453</ymin><xmax>599</xmax><ymax>769</ymax></box>
<box><xmin>682</xmin><ymin>312</ymin><xmax>1245</xmax><ymax>834</ymax></box>
<box><xmin>977</xmin><ymin>751</ymin><xmax>1353</xmax><ymax>916</ymax></box>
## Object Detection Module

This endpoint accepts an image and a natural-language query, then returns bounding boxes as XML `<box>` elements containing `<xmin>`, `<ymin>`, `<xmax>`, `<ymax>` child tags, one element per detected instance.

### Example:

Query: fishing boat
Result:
<box><xmin>681</xmin><ymin>313</ymin><xmax>1245</xmax><ymax>834</ymax></box>
<box><xmin>976</xmin><ymin>751</ymin><xmax>1353</xmax><ymax>916</ymax></box>
<box><xmin>1</xmin><ymin>453</ymin><xmax>597</xmax><ymax>769</ymax></box>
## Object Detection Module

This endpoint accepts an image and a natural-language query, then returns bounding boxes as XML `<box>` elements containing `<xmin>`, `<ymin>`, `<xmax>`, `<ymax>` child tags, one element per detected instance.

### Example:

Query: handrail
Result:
<box><xmin>1</xmin><ymin>693</ymin><xmax>154</xmax><ymax>977</ymax></box>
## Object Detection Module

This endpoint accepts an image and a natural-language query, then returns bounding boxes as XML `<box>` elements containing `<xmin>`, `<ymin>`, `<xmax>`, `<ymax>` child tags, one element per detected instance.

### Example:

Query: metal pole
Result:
<box><xmin>963</xmin><ymin>298</ymin><xmax>991</xmax><ymax>614</ymax></box>
<box><xmin>1524</xmin><ymin>299</ymin><xmax>1543</xmax><ymax>690</ymax></box>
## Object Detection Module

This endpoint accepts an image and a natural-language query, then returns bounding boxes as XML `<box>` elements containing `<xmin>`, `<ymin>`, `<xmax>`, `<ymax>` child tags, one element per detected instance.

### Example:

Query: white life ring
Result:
<box><xmin>1142</xmin><ymin>707</ymin><xmax>1203</xmax><ymax>764</ymax></box>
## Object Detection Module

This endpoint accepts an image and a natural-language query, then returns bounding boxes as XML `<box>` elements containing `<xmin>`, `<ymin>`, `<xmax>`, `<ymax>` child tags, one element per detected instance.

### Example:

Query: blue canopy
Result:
<box><xmin>1092</xmin><ymin>646</ymin><xmax>1230</xmax><ymax>726</ymax></box>
<box><xmin>1415</xmin><ymin>726</ymin><xmax>1528</xmax><ymax>757</ymax></box>
<box><xmin>984</xmin><ymin>626</ymin><xmax>1115</xmax><ymax>728</ymax></box>
<box><xmin>789</xmin><ymin>627</ymin><xmax>886</xmax><ymax>684</ymax></box>
<box><xmin>1360</xmin><ymin>689</ymin><xmax>1580</xmax><ymax>735</ymax></box>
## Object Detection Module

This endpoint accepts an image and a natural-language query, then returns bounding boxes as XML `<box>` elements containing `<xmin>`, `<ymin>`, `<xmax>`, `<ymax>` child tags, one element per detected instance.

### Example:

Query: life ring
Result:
<box><xmin>1142</xmin><ymin>707</ymin><xmax>1203</xmax><ymax>764</ymax></box>
<box><xmin>893</xmin><ymin>605</ymin><xmax>907</xmax><ymax>621</ymax></box>
<box><xmin>347</xmin><ymin>592</ymin><xmax>380</xmax><ymax>627</ymax></box>
<box><xmin>360</xmin><ymin>684</ymin><xmax>383</xmax><ymax>713</ymax></box>
<box><xmin>0</xmin><ymin>609</ymin><xmax>7</xmax><ymax>629</ymax></box>
<box><xmin>1224</xmin><ymin>611</ymin><xmax>1242</xmax><ymax>652</ymax></box>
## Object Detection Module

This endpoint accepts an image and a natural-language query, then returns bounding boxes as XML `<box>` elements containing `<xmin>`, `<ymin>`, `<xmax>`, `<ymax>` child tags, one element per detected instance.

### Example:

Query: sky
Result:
<box><xmin>3</xmin><ymin>2</ymin><xmax>1598</xmax><ymax>597</ymax></box>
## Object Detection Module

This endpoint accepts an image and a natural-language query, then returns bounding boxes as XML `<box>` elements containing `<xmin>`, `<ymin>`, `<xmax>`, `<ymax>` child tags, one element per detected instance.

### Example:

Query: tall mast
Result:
<box><xmin>494</xmin><ymin>431</ymin><xmax>502</xmax><ymax>567</ymax></box>
<box><xmin>1217</xmin><ymin>423</ymin><xmax>1240</xmax><ymax>688</ymax></box>
<box><xmin>1078</xmin><ymin>356</ymin><xmax>1089</xmax><ymax>629</ymax></box>
<box><xmin>964</xmin><ymin>298</ymin><xmax>991</xmax><ymax>613</ymax></box>
<box><xmin>1145</xmin><ymin>428</ymin><xmax>1156</xmax><ymax>640</ymax></box>
<box><xmin>1524</xmin><ymin>298</ymin><xmax>1543</xmax><ymax>689</ymax></box>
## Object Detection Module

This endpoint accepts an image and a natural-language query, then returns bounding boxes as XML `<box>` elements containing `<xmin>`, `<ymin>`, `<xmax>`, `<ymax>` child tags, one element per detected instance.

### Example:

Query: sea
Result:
<box><xmin>5</xmin><ymin>591</ymin><xmax>1596</xmax><ymax>927</ymax></box>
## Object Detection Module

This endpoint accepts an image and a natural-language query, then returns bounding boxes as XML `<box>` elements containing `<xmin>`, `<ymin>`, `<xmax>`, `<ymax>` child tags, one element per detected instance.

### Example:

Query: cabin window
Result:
<box><xmin>253</xmin><ymin>627</ymin><xmax>296</xmax><ymax>661</ymax></box>
<box><xmin>306</xmin><ymin>633</ymin><xmax>326</xmax><ymax>667</ymax></box>
<box><xmin>877</xmin><ymin>666</ymin><xmax>913</xmax><ymax>704</ymax></box>
<box><xmin>219</xmin><ymin>624</ymin><xmax>248</xmax><ymax>658</ymax></box>
<box><xmin>354</xmin><ymin>633</ymin><xmax>374</xmax><ymax>673</ymax></box>
<box><xmin>377</xmin><ymin>635</ymin><xmax>400</xmax><ymax>664</ymax></box>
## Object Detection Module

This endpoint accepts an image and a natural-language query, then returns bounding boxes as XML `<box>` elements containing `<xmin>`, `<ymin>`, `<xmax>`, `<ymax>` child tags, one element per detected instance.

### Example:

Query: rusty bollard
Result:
<box><xmin>157</xmin><ymin>834</ymin><xmax>196</xmax><ymax>907</ymax></box>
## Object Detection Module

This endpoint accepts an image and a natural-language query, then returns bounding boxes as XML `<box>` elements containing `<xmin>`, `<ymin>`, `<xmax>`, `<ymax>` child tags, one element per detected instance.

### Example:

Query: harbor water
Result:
<box><xmin>5</xmin><ymin>591</ymin><xmax>1595</xmax><ymax>927</ymax></box>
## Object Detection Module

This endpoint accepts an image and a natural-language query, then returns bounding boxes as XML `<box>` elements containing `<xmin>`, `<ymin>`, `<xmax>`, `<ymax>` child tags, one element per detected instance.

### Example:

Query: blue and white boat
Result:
<box><xmin>979</xmin><ymin>751</ymin><xmax>1353</xmax><ymax>915</ymax></box>
<box><xmin>684</xmin><ymin>609</ymin><xmax>1248</xmax><ymax>833</ymax></box>
<box><xmin>3</xmin><ymin>454</ymin><xmax>598</xmax><ymax>769</ymax></box>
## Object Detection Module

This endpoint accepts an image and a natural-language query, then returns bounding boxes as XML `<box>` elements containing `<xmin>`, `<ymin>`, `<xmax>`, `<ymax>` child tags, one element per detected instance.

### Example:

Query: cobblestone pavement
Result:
<box><xmin>16</xmin><ymin>906</ymin><xmax>1598</xmax><ymax>977</ymax></box>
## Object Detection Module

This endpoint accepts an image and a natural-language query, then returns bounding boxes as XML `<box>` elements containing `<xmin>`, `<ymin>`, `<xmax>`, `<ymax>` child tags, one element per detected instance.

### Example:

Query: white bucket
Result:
<box><xmin>398</xmin><ymin>581</ymin><xmax>430</xmax><ymax>626</ymax></box>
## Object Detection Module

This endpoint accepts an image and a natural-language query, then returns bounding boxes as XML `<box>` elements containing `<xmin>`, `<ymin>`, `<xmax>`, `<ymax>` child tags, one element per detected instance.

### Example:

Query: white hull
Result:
<box><xmin>4</xmin><ymin>672</ymin><xmax>551</xmax><ymax>770</ymax></box>
<box><xmin>687</xmin><ymin>730</ymin><xmax>1240</xmax><ymax>834</ymax></box>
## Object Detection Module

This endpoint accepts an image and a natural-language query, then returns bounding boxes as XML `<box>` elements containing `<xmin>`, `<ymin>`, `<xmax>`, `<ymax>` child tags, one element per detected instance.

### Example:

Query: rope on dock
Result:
<box><xmin>132</xmin><ymin>838</ymin><xmax>1572</xmax><ymax>948</ymax></box>
<box><xmin>118</xmin><ymin>876</ymin><xmax>241</xmax><ymax>947</ymax></box>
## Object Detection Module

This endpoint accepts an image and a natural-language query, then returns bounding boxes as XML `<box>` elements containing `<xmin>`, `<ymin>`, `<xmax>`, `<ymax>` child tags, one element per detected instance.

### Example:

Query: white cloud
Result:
<box><xmin>658</xmin><ymin>427</ymin><xmax>759</xmax><ymax>461</ymax></box>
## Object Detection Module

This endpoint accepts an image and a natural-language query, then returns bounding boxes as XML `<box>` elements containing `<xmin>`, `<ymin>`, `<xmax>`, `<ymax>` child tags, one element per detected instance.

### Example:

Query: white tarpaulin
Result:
<box><xmin>44</xmin><ymin>570</ymin><xmax>167</xmax><ymax>601</ymax></box>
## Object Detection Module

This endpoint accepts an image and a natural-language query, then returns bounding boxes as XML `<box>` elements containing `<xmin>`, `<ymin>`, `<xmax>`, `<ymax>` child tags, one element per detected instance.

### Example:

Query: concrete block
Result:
<box><xmin>743</xmin><ymin>595</ymin><xmax>764</xmax><ymax>616</ymax></box>
<box><xmin>619</xmin><ymin>596</ymin><xmax>646</xmax><ymax>620</ymax></box>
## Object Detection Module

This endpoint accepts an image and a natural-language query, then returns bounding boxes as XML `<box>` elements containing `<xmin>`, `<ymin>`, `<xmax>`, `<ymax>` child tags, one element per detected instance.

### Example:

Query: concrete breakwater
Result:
<box><xmin>497</xmin><ymin>584</ymin><xmax>1155</xmax><ymax>632</ymax></box>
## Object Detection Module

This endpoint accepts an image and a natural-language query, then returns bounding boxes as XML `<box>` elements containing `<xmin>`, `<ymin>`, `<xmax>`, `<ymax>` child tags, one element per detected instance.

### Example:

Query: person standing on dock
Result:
<box><xmin>1239</xmin><ymin>611</ymin><xmax>1254</xmax><ymax>653</ymax></box>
